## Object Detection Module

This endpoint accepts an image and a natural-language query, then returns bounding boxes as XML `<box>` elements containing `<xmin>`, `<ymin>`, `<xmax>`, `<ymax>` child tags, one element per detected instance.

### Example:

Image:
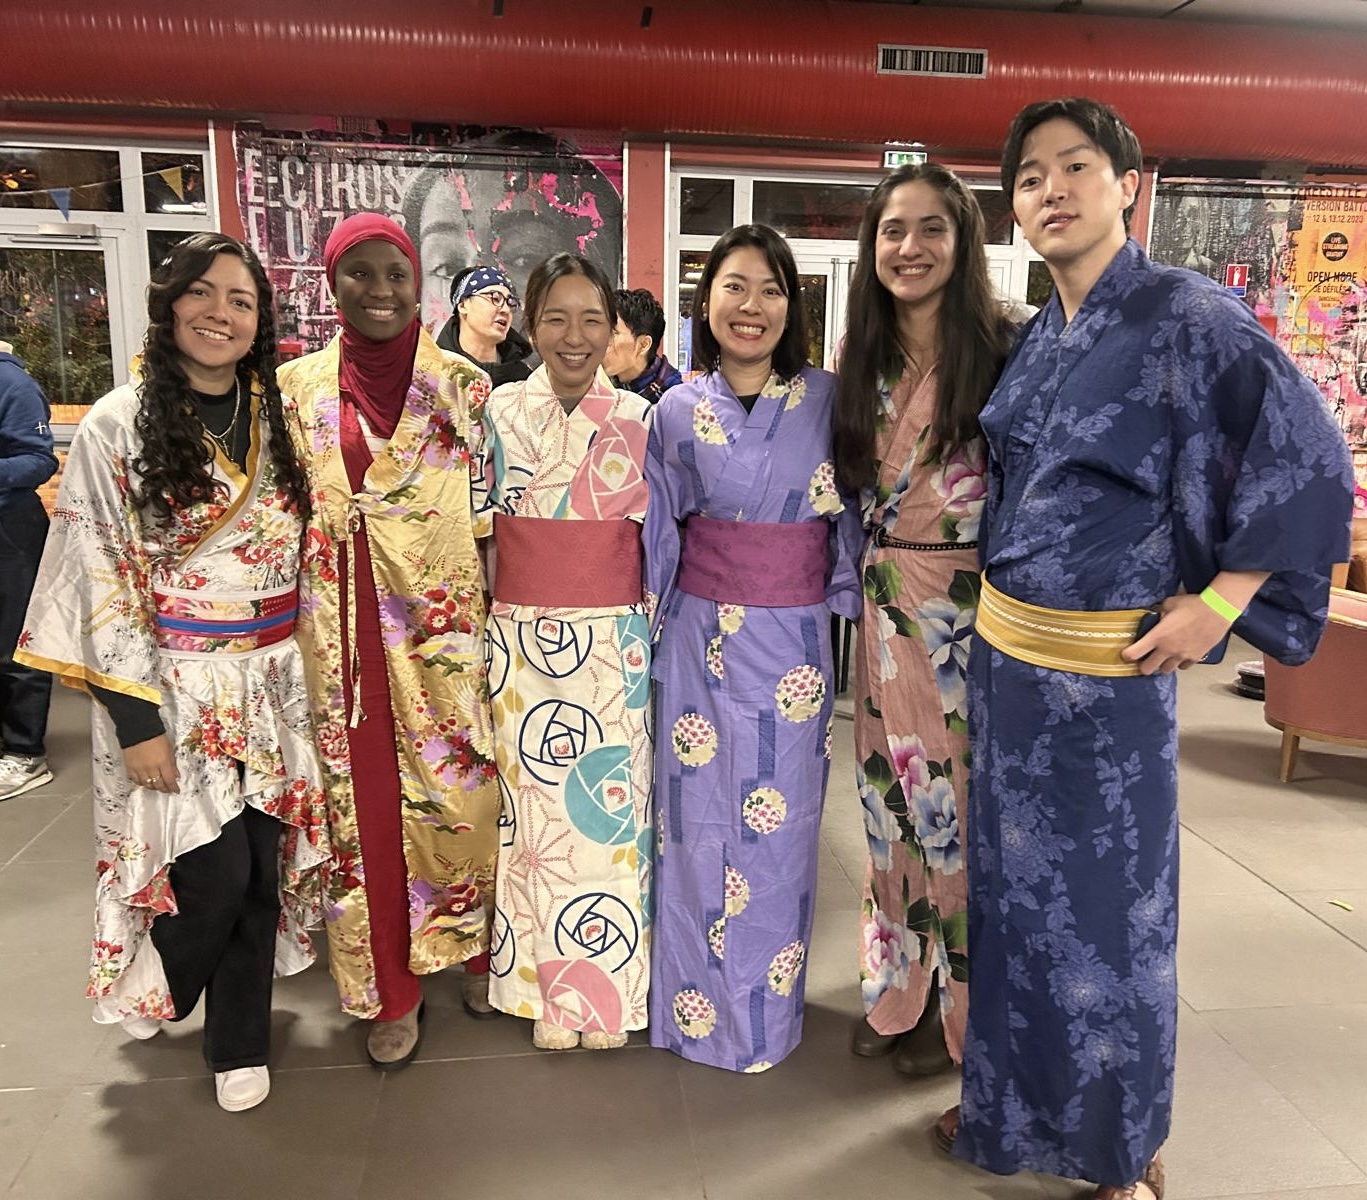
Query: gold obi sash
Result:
<box><xmin>975</xmin><ymin>578</ymin><xmax>1149</xmax><ymax>678</ymax></box>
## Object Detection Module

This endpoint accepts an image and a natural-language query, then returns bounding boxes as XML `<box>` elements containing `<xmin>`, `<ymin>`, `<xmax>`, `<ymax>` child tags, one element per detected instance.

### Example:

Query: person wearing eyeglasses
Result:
<box><xmin>435</xmin><ymin>266</ymin><xmax>534</xmax><ymax>389</ymax></box>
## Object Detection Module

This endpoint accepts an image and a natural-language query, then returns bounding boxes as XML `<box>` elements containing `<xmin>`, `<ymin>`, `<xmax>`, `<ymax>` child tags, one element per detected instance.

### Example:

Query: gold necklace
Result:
<box><xmin>202</xmin><ymin>378</ymin><xmax>243</xmax><ymax>461</ymax></box>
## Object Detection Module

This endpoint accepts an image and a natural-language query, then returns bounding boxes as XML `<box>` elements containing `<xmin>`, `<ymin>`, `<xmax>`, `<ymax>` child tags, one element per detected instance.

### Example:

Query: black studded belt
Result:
<box><xmin>870</xmin><ymin>526</ymin><xmax>976</xmax><ymax>552</ymax></box>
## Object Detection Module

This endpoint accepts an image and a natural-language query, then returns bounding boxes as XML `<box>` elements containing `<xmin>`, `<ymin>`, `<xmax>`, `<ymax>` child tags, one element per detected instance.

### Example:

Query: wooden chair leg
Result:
<box><xmin>1279</xmin><ymin>729</ymin><xmax>1301</xmax><ymax>783</ymax></box>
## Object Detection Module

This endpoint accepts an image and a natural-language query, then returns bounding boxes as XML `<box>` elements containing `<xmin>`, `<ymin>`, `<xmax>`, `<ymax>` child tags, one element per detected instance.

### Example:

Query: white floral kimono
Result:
<box><xmin>17</xmin><ymin>383</ymin><xmax>329</xmax><ymax>1022</ymax></box>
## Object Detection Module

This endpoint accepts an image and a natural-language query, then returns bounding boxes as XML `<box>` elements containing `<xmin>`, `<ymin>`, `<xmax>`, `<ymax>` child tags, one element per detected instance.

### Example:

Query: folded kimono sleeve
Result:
<box><xmin>1172</xmin><ymin>305</ymin><xmax>1354</xmax><ymax>665</ymax></box>
<box><xmin>643</xmin><ymin>413</ymin><xmax>689</xmax><ymax>641</ymax></box>
<box><xmin>826</xmin><ymin>494</ymin><xmax>864</xmax><ymax>622</ymax></box>
<box><xmin>14</xmin><ymin>418</ymin><xmax>163</xmax><ymax>703</ymax></box>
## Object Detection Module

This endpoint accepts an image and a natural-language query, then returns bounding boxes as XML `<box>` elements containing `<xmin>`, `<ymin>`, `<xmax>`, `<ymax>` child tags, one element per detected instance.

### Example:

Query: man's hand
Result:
<box><xmin>1120</xmin><ymin>594</ymin><xmax>1230</xmax><ymax>675</ymax></box>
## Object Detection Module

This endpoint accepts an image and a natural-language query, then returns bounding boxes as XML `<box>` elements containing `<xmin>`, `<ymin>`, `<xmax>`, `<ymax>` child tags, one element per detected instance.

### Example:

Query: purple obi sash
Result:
<box><xmin>152</xmin><ymin>585</ymin><xmax>298</xmax><ymax>653</ymax></box>
<box><xmin>678</xmin><ymin>515</ymin><xmax>830</xmax><ymax>607</ymax></box>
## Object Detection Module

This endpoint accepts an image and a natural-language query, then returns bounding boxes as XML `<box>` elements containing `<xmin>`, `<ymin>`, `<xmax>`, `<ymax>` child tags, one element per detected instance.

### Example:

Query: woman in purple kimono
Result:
<box><xmin>644</xmin><ymin>224</ymin><xmax>862</xmax><ymax>1073</ymax></box>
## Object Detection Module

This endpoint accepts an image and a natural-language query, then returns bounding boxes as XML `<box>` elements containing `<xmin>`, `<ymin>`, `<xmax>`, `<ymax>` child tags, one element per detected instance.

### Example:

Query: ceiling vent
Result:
<box><xmin>877</xmin><ymin>43</ymin><xmax>988</xmax><ymax>78</ymax></box>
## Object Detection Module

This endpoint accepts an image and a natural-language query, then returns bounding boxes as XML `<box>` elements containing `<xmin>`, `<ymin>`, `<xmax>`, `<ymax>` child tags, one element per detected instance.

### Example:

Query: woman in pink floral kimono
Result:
<box><xmin>17</xmin><ymin>233</ymin><xmax>328</xmax><ymax>1113</ymax></box>
<box><xmin>832</xmin><ymin>165</ymin><xmax>1014</xmax><ymax>1076</ymax></box>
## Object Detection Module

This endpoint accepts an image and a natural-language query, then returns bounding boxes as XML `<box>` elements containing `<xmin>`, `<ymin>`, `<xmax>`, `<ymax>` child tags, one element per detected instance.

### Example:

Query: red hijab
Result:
<box><xmin>323</xmin><ymin>213</ymin><xmax>422</xmax><ymax>440</ymax></box>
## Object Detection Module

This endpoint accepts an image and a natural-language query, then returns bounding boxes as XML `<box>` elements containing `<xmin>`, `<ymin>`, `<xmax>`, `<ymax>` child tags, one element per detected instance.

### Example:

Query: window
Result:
<box><xmin>0</xmin><ymin>146</ymin><xmax>123</xmax><ymax>212</ymax></box>
<box><xmin>753</xmin><ymin>181</ymin><xmax>873</xmax><ymax>240</ymax></box>
<box><xmin>679</xmin><ymin>177</ymin><xmax>734</xmax><ymax>236</ymax></box>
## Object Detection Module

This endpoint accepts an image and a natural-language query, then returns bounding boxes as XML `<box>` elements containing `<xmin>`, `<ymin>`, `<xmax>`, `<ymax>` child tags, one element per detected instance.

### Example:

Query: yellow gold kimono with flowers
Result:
<box><xmin>280</xmin><ymin>330</ymin><xmax>499</xmax><ymax>1018</ymax></box>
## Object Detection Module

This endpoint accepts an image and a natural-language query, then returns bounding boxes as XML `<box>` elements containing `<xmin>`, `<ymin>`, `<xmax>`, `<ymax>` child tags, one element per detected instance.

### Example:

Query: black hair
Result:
<box><xmin>134</xmin><ymin>232</ymin><xmax>310</xmax><ymax>519</ymax></box>
<box><xmin>1001</xmin><ymin>97</ymin><xmax>1144</xmax><ymax>228</ymax></box>
<box><xmin>690</xmin><ymin>224</ymin><xmax>808</xmax><ymax>382</ymax></box>
<box><xmin>523</xmin><ymin>252</ymin><xmax>619</xmax><ymax>336</ymax></box>
<box><xmin>834</xmin><ymin>164</ymin><xmax>1014</xmax><ymax>492</ymax></box>
<box><xmin>613</xmin><ymin>288</ymin><xmax>666</xmax><ymax>361</ymax></box>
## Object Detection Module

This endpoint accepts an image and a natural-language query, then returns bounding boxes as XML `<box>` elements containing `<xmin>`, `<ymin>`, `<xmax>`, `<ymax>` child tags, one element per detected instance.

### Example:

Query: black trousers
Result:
<box><xmin>149</xmin><ymin>804</ymin><xmax>282</xmax><ymax>1072</ymax></box>
<box><xmin>0</xmin><ymin>492</ymin><xmax>51</xmax><ymax>757</ymax></box>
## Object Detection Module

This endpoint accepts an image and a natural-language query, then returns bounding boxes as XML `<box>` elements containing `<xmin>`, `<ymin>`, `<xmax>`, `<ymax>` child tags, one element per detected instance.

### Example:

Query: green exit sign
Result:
<box><xmin>883</xmin><ymin>148</ymin><xmax>928</xmax><ymax>168</ymax></box>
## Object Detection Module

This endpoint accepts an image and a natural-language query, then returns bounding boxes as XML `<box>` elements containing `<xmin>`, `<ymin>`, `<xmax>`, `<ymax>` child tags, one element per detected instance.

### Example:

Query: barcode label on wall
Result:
<box><xmin>877</xmin><ymin>45</ymin><xmax>988</xmax><ymax>78</ymax></box>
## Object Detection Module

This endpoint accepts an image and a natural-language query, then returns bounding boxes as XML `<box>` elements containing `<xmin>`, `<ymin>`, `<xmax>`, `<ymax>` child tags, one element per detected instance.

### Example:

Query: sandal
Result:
<box><xmin>1092</xmin><ymin>1152</ymin><xmax>1165</xmax><ymax>1200</ymax></box>
<box><xmin>932</xmin><ymin>1105</ymin><xmax>959</xmax><ymax>1155</ymax></box>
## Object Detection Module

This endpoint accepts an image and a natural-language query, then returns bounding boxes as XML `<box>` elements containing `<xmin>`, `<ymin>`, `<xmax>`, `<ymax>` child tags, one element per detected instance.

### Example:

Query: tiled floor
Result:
<box><xmin>2</xmin><ymin>649</ymin><xmax>1365</xmax><ymax>1200</ymax></box>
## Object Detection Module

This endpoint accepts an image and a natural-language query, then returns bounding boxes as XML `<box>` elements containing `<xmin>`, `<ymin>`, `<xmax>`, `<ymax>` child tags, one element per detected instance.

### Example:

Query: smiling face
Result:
<box><xmin>706</xmin><ymin>245</ymin><xmax>789</xmax><ymax>378</ymax></box>
<box><xmin>333</xmin><ymin>240</ymin><xmax>417</xmax><ymax>342</ymax></box>
<box><xmin>531</xmin><ymin>272</ymin><xmax>612</xmax><ymax>402</ymax></box>
<box><xmin>1011</xmin><ymin>116</ymin><xmax>1138</xmax><ymax>276</ymax></box>
<box><xmin>171</xmin><ymin>252</ymin><xmax>260</xmax><ymax>391</ymax></box>
<box><xmin>873</xmin><ymin>180</ymin><xmax>958</xmax><ymax>315</ymax></box>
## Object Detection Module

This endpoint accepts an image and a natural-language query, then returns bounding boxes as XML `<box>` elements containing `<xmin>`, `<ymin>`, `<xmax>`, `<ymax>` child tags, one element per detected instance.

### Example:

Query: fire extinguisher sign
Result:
<box><xmin>1224</xmin><ymin>263</ymin><xmax>1249</xmax><ymax>296</ymax></box>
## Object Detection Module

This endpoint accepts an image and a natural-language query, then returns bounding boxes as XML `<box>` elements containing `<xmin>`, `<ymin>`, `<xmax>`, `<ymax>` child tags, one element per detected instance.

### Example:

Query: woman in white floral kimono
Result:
<box><xmin>17</xmin><ymin>234</ymin><xmax>328</xmax><ymax>1113</ymax></box>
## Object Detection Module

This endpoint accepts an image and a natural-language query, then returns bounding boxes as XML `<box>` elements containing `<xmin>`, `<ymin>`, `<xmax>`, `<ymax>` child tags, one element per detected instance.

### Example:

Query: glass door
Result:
<box><xmin>792</xmin><ymin>251</ymin><xmax>856</xmax><ymax>370</ymax></box>
<box><xmin>0</xmin><ymin>234</ymin><xmax>127</xmax><ymax>432</ymax></box>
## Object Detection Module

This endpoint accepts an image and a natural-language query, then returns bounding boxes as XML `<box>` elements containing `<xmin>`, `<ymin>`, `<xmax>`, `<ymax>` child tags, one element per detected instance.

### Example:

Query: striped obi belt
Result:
<box><xmin>975</xmin><ymin>577</ymin><xmax>1150</xmax><ymax>678</ymax></box>
<box><xmin>679</xmin><ymin>515</ymin><xmax>830</xmax><ymax>607</ymax></box>
<box><xmin>151</xmin><ymin>582</ymin><xmax>299</xmax><ymax>654</ymax></box>
<box><xmin>493</xmin><ymin>513</ymin><xmax>643</xmax><ymax>607</ymax></box>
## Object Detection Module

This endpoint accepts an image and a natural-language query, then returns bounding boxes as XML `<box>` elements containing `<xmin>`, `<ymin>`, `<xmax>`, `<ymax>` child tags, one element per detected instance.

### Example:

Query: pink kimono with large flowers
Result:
<box><xmin>855</xmin><ymin>365</ymin><xmax>983</xmax><ymax>1057</ymax></box>
<box><xmin>476</xmin><ymin>366</ymin><xmax>654</xmax><ymax>1035</ymax></box>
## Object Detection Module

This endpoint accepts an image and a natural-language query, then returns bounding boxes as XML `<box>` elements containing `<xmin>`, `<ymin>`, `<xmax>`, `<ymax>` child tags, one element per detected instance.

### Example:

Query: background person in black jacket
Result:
<box><xmin>0</xmin><ymin>342</ymin><xmax>57</xmax><ymax>801</ymax></box>
<box><xmin>435</xmin><ymin>266</ymin><xmax>534</xmax><ymax>389</ymax></box>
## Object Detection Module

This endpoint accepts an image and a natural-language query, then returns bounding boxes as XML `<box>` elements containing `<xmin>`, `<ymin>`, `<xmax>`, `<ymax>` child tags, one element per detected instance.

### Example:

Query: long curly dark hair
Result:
<box><xmin>834</xmin><ymin>164</ymin><xmax>1014</xmax><ymax>493</ymax></box>
<box><xmin>133</xmin><ymin>232</ymin><xmax>310</xmax><ymax>519</ymax></box>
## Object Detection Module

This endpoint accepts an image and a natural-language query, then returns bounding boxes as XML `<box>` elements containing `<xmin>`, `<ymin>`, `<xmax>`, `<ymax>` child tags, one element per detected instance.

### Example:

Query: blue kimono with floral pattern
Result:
<box><xmin>957</xmin><ymin>241</ymin><xmax>1353</xmax><ymax>1186</ymax></box>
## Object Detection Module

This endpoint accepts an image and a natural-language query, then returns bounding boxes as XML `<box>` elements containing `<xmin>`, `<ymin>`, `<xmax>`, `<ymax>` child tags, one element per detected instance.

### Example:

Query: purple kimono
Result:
<box><xmin>644</xmin><ymin>367</ymin><xmax>862</xmax><ymax>1072</ymax></box>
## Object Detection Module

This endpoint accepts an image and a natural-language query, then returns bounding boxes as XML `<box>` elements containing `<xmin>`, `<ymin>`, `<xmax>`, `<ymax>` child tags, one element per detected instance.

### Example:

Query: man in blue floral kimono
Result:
<box><xmin>938</xmin><ymin>98</ymin><xmax>1354</xmax><ymax>1200</ymax></box>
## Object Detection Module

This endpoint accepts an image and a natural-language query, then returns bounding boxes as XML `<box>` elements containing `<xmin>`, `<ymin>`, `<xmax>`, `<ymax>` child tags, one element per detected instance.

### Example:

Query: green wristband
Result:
<box><xmin>1199</xmin><ymin>586</ymin><xmax>1242</xmax><ymax>623</ymax></box>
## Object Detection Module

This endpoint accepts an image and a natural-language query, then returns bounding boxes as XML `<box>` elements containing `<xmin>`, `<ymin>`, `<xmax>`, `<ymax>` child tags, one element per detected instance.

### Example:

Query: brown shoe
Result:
<box><xmin>933</xmin><ymin>1105</ymin><xmax>959</xmax><ymax>1154</ymax></box>
<box><xmin>1092</xmin><ymin>1153</ymin><xmax>1165</xmax><ymax>1200</ymax></box>
<box><xmin>892</xmin><ymin>987</ymin><xmax>954</xmax><ymax>1077</ymax></box>
<box><xmin>850</xmin><ymin>1014</ymin><xmax>901</xmax><ymax>1057</ymax></box>
<box><xmin>365</xmin><ymin>1000</ymin><xmax>425</xmax><ymax>1071</ymax></box>
<box><xmin>460</xmin><ymin>969</ymin><xmax>499</xmax><ymax>1020</ymax></box>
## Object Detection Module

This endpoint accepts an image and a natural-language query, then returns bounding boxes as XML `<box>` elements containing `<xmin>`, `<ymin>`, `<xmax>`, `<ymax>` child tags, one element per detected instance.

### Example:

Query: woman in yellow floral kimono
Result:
<box><xmin>280</xmin><ymin>214</ymin><xmax>500</xmax><ymax>1070</ymax></box>
<box><xmin>17</xmin><ymin>233</ymin><xmax>328</xmax><ymax>1113</ymax></box>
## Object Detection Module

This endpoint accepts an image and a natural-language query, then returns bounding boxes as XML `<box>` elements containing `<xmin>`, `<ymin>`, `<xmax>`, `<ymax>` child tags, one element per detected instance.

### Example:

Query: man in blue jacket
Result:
<box><xmin>0</xmin><ymin>344</ymin><xmax>58</xmax><ymax>800</ymax></box>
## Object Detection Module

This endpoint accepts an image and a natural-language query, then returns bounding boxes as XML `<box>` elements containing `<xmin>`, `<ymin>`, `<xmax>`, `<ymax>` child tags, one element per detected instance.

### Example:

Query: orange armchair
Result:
<box><xmin>1263</xmin><ymin>588</ymin><xmax>1367</xmax><ymax>782</ymax></box>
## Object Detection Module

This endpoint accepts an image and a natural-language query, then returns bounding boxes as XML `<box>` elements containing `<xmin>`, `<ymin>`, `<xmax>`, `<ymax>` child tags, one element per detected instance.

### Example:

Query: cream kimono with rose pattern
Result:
<box><xmin>476</xmin><ymin>366</ymin><xmax>654</xmax><ymax>1033</ymax></box>
<box><xmin>280</xmin><ymin>331</ymin><xmax>500</xmax><ymax>1018</ymax></box>
<box><xmin>16</xmin><ymin>382</ymin><xmax>330</xmax><ymax>1023</ymax></box>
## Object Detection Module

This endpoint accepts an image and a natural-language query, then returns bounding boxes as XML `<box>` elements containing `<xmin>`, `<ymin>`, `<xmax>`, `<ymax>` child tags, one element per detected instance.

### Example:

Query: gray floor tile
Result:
<box><xmin>1181</xmin><ymin>814</ymin><xmax>1367</xmax><ymax>894</ymax></box>
<box><xmin>360</xmin><ymin>1050</ymin><xmax>702</xmax><ymax>1200</ymax></box>
<box><xmin>0</xmin><ymin>1087</ymin><xmax>67</xmax><ymax>1193</ymax></box>
<box><xmin>5</xmin><ymin>1068</ymin><xmax>380</xmax><ymax>1200</ymax></box>
<box><xmin>1178</xmin><ymin>829</ymin><xmax>1270</xmax><ymax>897</ymax></box>
<box><xmin>678</xmin><ymin>1004</ymin><xmax>1059</xmax><ymax>1198</ymax></box>
<box><xmin>1293</xmin><ymin>891</ymin><xmax>1367</xmax><ymax>952</ymax></box>
<box><xmin>1177</xmin><ymin>1189</ymin><xmax>1367</xmax><ymax>1200</ymax></box>
<box><xmin>1165</xmin><ymin>1005</ymin><xmax>1365</xmax><ymax>1197</ymax></box>
<box><xmin>0</xmin><ymin>953</ymin><xmax>113</xmax><ymax>1089</ymax></box>
<box><xmin>1178</xmin><ymin>889</ymin><xmax>1367</xmax><ymax>1011</ymax></box>
<box><xmin>11</xmin><ymin>796</ymin><xmax>90</xmax><ymax>864</ymax></box>
<box><xmin>0</xmin><ymin>796</ymin><xmax>71</xmax><ymax>868</ymax></box>
<box><xmin>1206</xmin><ymin>1004</ymin><xmax>1367</xmax><ymax>1174</ymax></box>
<box><xmin>0</xmin><ymin>858</ymin><xmax>93</xmax><ymax>953</ymax></box>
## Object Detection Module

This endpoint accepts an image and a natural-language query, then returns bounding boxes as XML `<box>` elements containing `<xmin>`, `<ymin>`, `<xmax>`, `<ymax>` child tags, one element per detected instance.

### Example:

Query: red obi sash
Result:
<box><xmin>678</xmin><ymin>515</ymin><xmax>830</xmax><ymax>607</ymax></box>
<box><xmin>493</xmin><ymin>514</ymin><xmax>644</xmax><ymax>607</ymax></box>
<box><xmin>152</xmin><ymin>585</ymin><xmax>298</xmax><ymax>653</ymax></box>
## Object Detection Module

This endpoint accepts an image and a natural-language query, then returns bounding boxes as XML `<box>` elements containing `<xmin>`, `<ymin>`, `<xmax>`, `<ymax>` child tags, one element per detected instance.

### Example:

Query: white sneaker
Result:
<box><xmin>214</xmin><ymin>1066</ymin><xmax>270</xmax><ymax>1112</ymax></box>
<box><xmin>121</xmin><ymin>1014</ymin><xmax>162</xmax><ymax>1041</ymax></box>
<box><xmin>0</xmin><ymin>755</ymin><xmax>53</xmax><ymax>801</ymax></box>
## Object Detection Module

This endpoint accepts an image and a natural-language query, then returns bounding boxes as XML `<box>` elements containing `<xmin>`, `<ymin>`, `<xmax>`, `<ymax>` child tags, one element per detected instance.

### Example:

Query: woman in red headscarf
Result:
<box><xmin>280</xmin><ymin>214</ymin><xmax>501</xmax><ymax>1069</ymax></box>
